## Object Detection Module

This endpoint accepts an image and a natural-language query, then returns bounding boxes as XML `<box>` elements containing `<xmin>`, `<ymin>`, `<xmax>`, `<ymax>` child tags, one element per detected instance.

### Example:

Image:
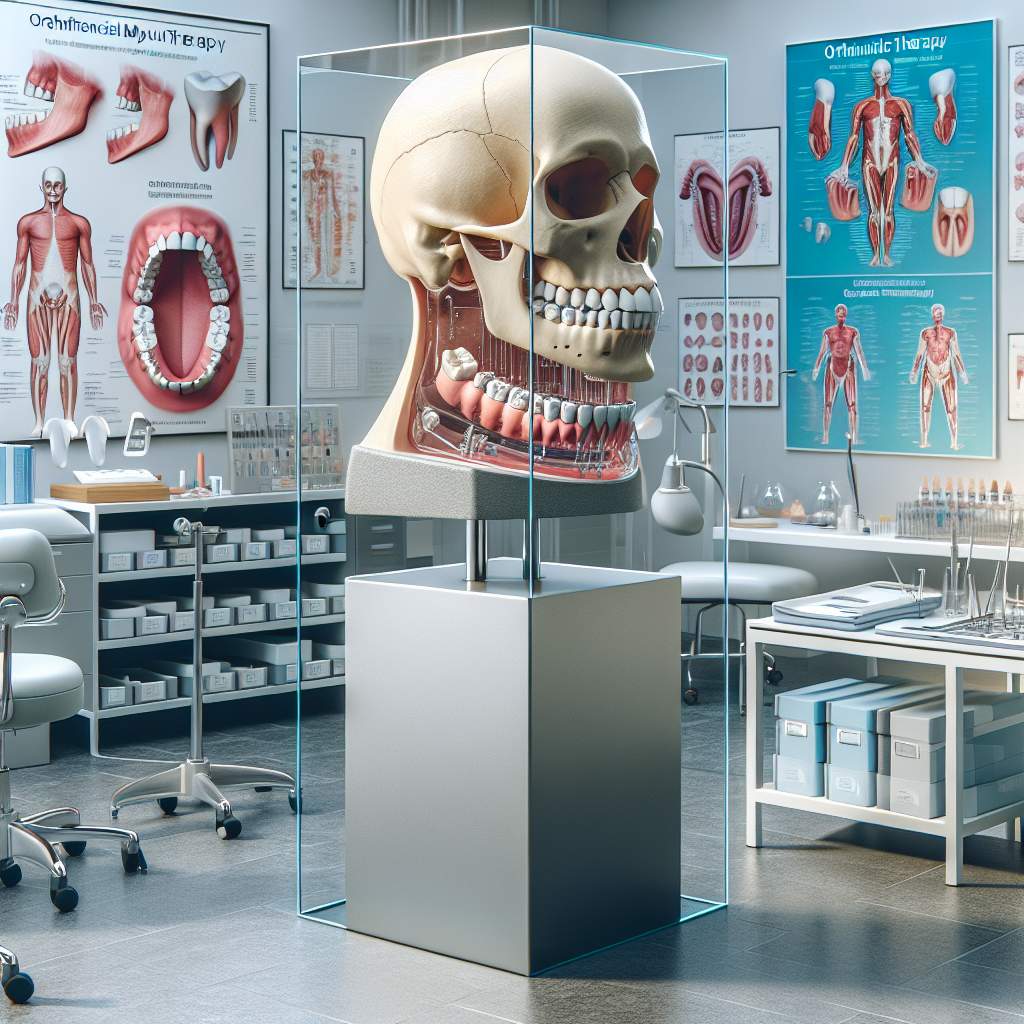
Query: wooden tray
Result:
<box><xmin>50</xmin><ymin>481</ymin><xmax>171</xmax><ymax>504</ymax></box>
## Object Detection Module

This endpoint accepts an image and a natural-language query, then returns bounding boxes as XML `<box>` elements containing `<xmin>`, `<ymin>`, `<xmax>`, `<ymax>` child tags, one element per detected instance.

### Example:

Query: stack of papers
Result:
<box><xmin>773</xmin><ymin>582</ymin><xmax>942</xmax><ymax>631</ymax></box>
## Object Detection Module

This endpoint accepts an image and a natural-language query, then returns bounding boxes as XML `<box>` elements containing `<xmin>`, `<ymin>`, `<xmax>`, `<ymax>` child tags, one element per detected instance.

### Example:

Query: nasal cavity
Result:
<box><xmin>618</xmin><ymin>198</ymin><xmax>653</xmax><ymax>263</ymax></box>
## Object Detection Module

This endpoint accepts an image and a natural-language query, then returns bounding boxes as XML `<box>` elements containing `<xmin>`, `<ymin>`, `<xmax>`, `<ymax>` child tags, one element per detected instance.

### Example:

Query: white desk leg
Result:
<box><xmin>746</xmin><ymin>629</ymin><xmax>764</xmax><ymax>848</ymax></box>
<box><xmin>945</xmin><ymin>664</ymin><xmax>965</xmax><ymax>886</ymax></box>
<box><xmin>1007</xmin><ymin>674</ymin><xmax>1022</xmax><ymax>843</ymax></box>
<box><xmin>865</xmin><ymin>656</ymin><xmax>879</xmax><ymax>677</ymax></box>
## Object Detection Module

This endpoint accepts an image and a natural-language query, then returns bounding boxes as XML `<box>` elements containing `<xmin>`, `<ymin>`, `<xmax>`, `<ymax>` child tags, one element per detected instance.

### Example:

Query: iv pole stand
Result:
<box><xmin>110</xmin><ymin>518</ymin><xmax>298</xmax><ymax>839</ymax></box>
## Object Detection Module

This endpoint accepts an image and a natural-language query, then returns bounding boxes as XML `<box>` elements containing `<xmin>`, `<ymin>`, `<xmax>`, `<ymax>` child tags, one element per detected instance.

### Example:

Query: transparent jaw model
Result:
<box><xmin>366</xmin><ymin>45</ymin><xmax>664</xmax><ymax>483</ymax></box>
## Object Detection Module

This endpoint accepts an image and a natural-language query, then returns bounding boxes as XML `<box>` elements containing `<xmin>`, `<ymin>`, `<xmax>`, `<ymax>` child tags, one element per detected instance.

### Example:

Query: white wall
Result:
<box><xmin>31</xmin><ymin>0</ymin><xmax>398</xmax><ymax>493</ymax></box>
<box><xmin>609</xmin><ymin>1</ymin><xmax>1024</xmax><ymax>549</ymax></box>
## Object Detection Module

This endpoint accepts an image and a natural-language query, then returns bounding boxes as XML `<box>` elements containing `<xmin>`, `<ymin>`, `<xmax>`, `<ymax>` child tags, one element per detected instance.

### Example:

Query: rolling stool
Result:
<box><xmin>110</xmin><ymin>518</ymin><xmax>297</xmax><ymax>838</ymax></box>
<box><xmin>659</xmin><ymin>561</ymin><xmax>819</xmax><ymax>710</ymax></box>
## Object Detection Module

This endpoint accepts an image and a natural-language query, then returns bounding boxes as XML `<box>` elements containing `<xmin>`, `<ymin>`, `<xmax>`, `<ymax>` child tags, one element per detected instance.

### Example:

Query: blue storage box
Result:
<box><xmin>826</xmin><ymin>764</ymin><xmax>876</xmax><ymax>807</ymax></box>
<box><xmin>774</xmin><ymin>754</ymin><xmax>824</xmax><ymax>797</ymax></box>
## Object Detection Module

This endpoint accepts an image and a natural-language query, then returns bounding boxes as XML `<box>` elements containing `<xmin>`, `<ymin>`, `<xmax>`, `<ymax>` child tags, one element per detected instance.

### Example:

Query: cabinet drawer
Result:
<box><xmin>52</xmin><ymin>542</ymin><xmax>93</xmax><ymax>578</ymax></box>
<box><xmin>14</xmin><ymin>610</ymin><xmax>91</xmax><ymax>670</ymax></box>
<box><xmin>63</xmin><ymin>574</ymin><xmax>92</xmax><ymax>614</ymax></box>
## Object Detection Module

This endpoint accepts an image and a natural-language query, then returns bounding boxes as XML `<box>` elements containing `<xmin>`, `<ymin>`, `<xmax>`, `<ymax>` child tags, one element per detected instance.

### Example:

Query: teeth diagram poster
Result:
<box><xmin>786</xmin><ymin>20</ymin><xmax>995</xmax><ymax>459</ymax></box>
<box><xmin>0</xmin><ymin>0</ymin><xmax>268</xmax><ymax>441</ymax></box>
<box><xmin>1009</xmin><ymin>46</ymin><xmax>1024</xmax><ymax>261</ymax></box>
<box><xmin>674</xmin><ymin>127</ymin><xmax>780</xmax><ymax>268</ymax></box>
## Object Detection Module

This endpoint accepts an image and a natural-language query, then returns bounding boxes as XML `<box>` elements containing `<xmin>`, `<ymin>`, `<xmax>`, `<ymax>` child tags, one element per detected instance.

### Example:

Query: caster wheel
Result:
<box><xmin>0</xmin><ymin>861</ymin><xmax>22</xmax><ymax>888</ymax></box>
<box><xmin>121</xmin><ymin>845</ymin><xmax>144</xmax><ymax>874</ymax></box>
<box><xmin>683</xmin><ymin>688</ymin><xmax>699</xmax><ymax>706</ymax></box>
<box><xmin>766</xmin><ymin>668</ymin><xmax>784</xmax><ymax>687</ymax></box>
<box><xmin>254</xmin><ymin>786</ymin><xmax>272</xmax><ymax>793</ymax></box>
<box><xmin>157</xmin><ymin>797</ymin><xmax>178</xmax><ymax>815</ymax></box>
<box><xmin>50</xmin><ymin>880</ymin><xmax>79</xmax><ymax>913</ymax></box>
<box><xmin>3</xmin><ymin>972</ymin><xmax>33</xmax><ymax>1004</ymax></box>
<box><xmin>62</xmin><ymin>840</ymin><xmax>86</xmax><ymax>858</ymax></box>
<box><xmin>217</xmin><ymin>815</ymin><xmax>242</xmax><ymax>840</ymax></box>
<box><xmin>288</xmin><ymin>789</ymin><xmax>301</xmax><ymax>814</ymax></box>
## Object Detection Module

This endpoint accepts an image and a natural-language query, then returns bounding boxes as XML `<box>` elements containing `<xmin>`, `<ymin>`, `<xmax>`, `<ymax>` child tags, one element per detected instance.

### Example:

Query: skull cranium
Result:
<box><xmin>363</xmin><ymin>44</ymin><xmax>662</xmax><ymax>481</ymax></box>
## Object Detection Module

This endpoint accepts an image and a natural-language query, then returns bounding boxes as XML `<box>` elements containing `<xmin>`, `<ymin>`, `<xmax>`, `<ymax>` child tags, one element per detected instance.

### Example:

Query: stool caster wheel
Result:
<box><xmin>288</xmin><ymin>789</ymin><xmax>301</xmax><ymax>814</ymax></box>
<box><xmin>217</xmin><ymin>815</ymin><xmax>242</xmax><ymax>840</ymax></box>
<box><xmin>683</xmin><ymin>688</ymin><xmax>699</xmax><ymax>706</ymax></box>
<box><xmin>49</xmin><ymin>878</ymin><xmax>78</xmax><ymax>913</ymax></box>
<box><xmin>0</xmin><ymin>860</ymin><xmax>22</xmax><ymax>888</ymax></box>
<box><xmin>121</xmin><ymin>844</ymin><xmax>146</xmax><ymax>874</ymax></box>
<box><xmin>254</xmin><ymin>786</ymin><xmax>272</xmax><ymax>792</ymax></box>
<box><xmin>766</xmin><ymin>667</ymin><xmax>784</xmax><ymax>688</ymax></box>
<box><xmin>157</xmin><ymin>797</ymin><xmax>178</xmax><ymax>815</ymax></box>
<box><xmin>62</xmin><ymin>840</ymin><xmax>86</xmax><ymax>858</ymax></box>
<box><xmin>3</xmin><ymin>972</ymin><xmax>33</xmax><ymax>1004</ymax></box>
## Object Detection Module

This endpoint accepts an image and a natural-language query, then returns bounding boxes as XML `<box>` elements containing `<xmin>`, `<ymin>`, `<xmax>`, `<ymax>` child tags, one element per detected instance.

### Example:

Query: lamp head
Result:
<box><xmin>650</xmin><ymin>456</ymin><xmax>705</xmax><ymax>536</ymax></box>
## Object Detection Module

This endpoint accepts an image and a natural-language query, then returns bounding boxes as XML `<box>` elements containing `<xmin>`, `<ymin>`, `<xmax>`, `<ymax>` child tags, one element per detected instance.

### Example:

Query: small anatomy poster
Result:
<box><xmin>674</xmin><ymin>127</ymin><xmax>779</xmax><ymax>268</ymax></box>
<box><xmin>786</xmin><ymin>20</ymin><xmax>995</xmax><ymax>458</ymax></box>
<box><xmin>1009</xmin><ymin>46</ymin><xmax>1024</xmax><ymax>261</ymax></box>
<box><xmin>1008</xmin><ymin>334</ymin><xmax>1024</xmax><ymax>420</ymax></box>
<box><xmin>0</xmin><ymin>0</ymin><xmax>268</xmax><ymax>441</ymax></box>
<box><xmin>283</xmin><ymin>130</ymin><xmax>364</xmax><ymax>289</ymax></box>
<box><xmin>678</xmin><ymin>297</ymin><xmax>779</xmax><ymax>407</ymax></box>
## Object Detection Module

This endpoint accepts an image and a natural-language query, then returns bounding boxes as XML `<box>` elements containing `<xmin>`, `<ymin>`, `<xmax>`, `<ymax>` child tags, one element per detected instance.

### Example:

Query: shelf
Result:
<box><xmin>83</xmin><ymin>674</ymin><xmax>345</xmax><ymax>720</ymax></box>
<box><xmin>97</xmin><ymin>613</ymin><xmax>346</xmax><ymax>651</ymax></box>
<box><xmin>44</xmin><ymin>487</ymin><xmax>345</xmax><ymax>516</ymax></box>
<box><xmin>98</xmin><ymin>551</ymin><xmax>346</xmax><ymax>583</ymax></box>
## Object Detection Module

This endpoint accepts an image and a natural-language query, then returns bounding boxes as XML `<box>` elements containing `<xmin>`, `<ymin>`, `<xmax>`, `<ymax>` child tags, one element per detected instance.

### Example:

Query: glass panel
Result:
<box><xmin>297</xmin><ymin>25</ymin><xmax>728</xmax><ymax>951</ymax></box>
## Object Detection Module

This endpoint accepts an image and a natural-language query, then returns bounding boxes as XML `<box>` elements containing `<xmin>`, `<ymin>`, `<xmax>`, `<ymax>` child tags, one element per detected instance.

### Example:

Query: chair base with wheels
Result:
<box><xmin>1</xmin><ymin>944</ymin><xmax>32</xmax><ymax>1004</ymax></box>
<box><xmin>110</xmin><ymin>518</ymin><xmax>297</xmax><ymax>839</ymax></box>
<box><xmin>660</xmin><ymin>561</ymin><xmax>818</xmax><ymax>712</ymax></box>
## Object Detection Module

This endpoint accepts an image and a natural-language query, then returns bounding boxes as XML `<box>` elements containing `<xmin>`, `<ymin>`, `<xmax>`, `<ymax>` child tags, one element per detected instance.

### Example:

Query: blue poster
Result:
<box><xmin>785</xmin><ymin>20</ymin><xmax>995</xmax><ymax>458</ymax></box>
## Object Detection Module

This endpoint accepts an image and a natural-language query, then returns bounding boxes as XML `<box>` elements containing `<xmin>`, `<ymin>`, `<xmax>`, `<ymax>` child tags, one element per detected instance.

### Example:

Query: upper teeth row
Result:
<box><xmin>23</xmin><ymin>83</ymin><xmax>54</xmax><ymax>101</ymax></box>
<box><xmin>107</xmin><ymin>124</ymin><xmax>139</xmax><ymax>140</ymax></box>
<box><xmin>532</xmin><ymin>280</ymin><xmax>663</xmax><ymax>314</ymax></box>
<box><xmin>147</xmin><ymin>231</ymin><xmax>215</xmax><ymax>255</ymax></box>
<box><xmin>5</xmin><ymin>111</ymin><xmax>49</xmax><ymax>127</ymax></box>
<box><xmin>116</xmin><ymin>96</ymin><xmax>142</xmax><ymax>111</ymax></box>
<box><xmin>133</xmin><ymin>242</ymin><xmax>226</xmax><ymax>303</ymax></box>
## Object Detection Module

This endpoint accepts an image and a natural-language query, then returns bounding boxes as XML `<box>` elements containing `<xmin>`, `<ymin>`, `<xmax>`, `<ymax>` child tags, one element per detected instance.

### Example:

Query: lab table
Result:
<box><xmin>746</xmin><ymin>614</ymin><xmax>1024</xmax><ymax>886</ymax></box>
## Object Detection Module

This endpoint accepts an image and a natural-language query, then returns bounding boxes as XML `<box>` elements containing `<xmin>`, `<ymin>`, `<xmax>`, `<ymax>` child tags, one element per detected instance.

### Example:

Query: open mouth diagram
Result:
<box><xmin>118</xmin><ymin>206</ymin><xmax>243</xmax><ymax>411</ymax></box>
<box><xmin>6</xmin><ymin>51</ymin><xmax>100</xmax><ymax>158</ymax></box>
<box><xmin>107</xmin><ymin>66</ymin><xmax>174</xmax><ymax>164</ymax></box>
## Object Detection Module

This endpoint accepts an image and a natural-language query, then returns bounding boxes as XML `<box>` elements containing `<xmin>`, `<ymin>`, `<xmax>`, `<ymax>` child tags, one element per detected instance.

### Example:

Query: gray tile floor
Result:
<box><xmin>2</xmin><ymin>678</ymin><xmax>1023</xmax><ymax>1023</ymax></box>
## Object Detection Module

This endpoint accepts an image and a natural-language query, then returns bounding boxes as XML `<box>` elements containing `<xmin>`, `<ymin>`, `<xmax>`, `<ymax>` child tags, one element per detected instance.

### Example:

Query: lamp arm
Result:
<box><xmin>664</xmin><ymin>389</ymin><xmax>714</xmax><ymax>465</ymax></box>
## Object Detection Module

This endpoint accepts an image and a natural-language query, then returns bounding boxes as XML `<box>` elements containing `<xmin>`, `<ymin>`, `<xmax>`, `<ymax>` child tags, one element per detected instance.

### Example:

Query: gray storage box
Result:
<box><xmin>136</xmin><ymin>614</ymin><xmax>169</xmax><ymax>636</ymax></box>
<box><xmin>877</xmin><ymin>773</ymin><xmax>891</xmax><ymax>810</ymax></box>
<box><xmin>99</xmin><ymin>616</ymin><xmax>135</xmax><ymax>640</ymax></box>
<box><xmin>889</xmin><ymin>691</ymin><xmax>1024</xmax><ymax>746</ymax></box>
<box><xmin>98</xmin><ymin>680</ymin><xmax>131</xmax><ymax>708</ymax></box>
<box><xmin>269</xmin><ymin>600</ymin><xmax>298</xmax><ymax>621</ymax></box>
<box><xmin>178</xmin><ymin>671</ymin><xmax>235</xmax><ymax>696</ymax></box>
<box><xmin>891</xmin><ymin>722</ymin><xmax>1024</xmax><ymax>783</ymax></box>
<box><xmin>218</xmin><ymin>634</ymin><xmax>311</xmax><ymax>665</ymax></box>
<box><xmin>135</xmin><ymin>549</ymin><xmax>168</xmax><ymax>571</ymax></box>
<box><xmin>99</xmin><ymin>529</ymin><xmax>155</xmax><ymax>553</ymax></box>
<box><xmin>100</xmin><ymin>552</ymin><xmax>133</xmax><ymax>573</ymax></box>
<box><xmin>301</xmin><ymin>597</ymin><xmax>328</xmax><ymax>618</ymax></box>
<box><xmin>272</xmin><ymin>539</ymin><xmax>298</xmax><ymax>559</ymax></box>
<box><xmin>773</xmin><ymin>754</ymin><xmax>824</xmax><ymax>797</ymax></box>
<box><xmin>826</xmin><ymin>764</ymin><xmax>876</xmax><ymax>807</ymax></box>
<box><xmin>232</xmin><ymin>665</ymin><xmax>268</xmax><ymax>689</ymax></box>
<box><xmin>890</xmin><ymin>767</ymin><xmax>1024</xmax><ymax>819</ymax></box>
<box><xmin>264</xmin><ymin>660</ymin><xmax>298</xmax><ymax>685</ymax></box>
<box><xmin>236</xmin><ymin>603</ymin><xmax>268</xmax><ymax>625</ymax></box>
<box><xmin>241</xmin><ymin>541</ymin><xmax>272</xmax><ymax>561</ymax></box>
<box><xmin>203</xmin><ymin>543</ymin><xmax>239</xmax><ymax>563</ymax></box>
<box><xmin>303</xmin><ymin>658</ymin><xmax>332</xmax><ymax>680</ymax></box>
<box><xmin>166</xmin><ymin>546</ymin><xmax>196</xmax><ymax>567</ymax></box>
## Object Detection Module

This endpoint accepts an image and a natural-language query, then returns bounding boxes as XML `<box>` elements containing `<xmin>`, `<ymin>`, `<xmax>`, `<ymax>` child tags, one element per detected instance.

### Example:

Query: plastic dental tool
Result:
<box><xmin>80</xmin><ymin>415</ymin><xmax>110</xmax><ymax>467</ymax></box>
<box><xmin>42</xmin><ymin>418</ymin><xmax>76</xmax><ymax>468</ymax></box>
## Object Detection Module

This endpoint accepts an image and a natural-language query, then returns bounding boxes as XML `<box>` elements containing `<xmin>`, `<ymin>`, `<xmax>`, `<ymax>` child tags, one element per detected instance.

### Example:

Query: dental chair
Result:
<box><xmin>0</xmin><ymin>528</ymin><xmax>148</xmax><ymax>1003</ymax></box>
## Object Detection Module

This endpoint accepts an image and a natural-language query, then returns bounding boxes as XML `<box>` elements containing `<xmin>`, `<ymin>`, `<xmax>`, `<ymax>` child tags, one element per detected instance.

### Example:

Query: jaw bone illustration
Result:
<box><xmin>679</xmin><ymin>156</ymin><xmax>771</xmax><ymax>261</ymax></box>
<box><xmin>929</xmin><ymin>69</ymin><xmax>957</xmax><ymax>145</ymax></box>
<box><xmin>808</xmin><ymin>78</ymin><xmax>834</xmax><ymax>159</ymax></box>
<box><xmin>933</xmin><ymin>187</ymin><xmax>974</xmax><ymax>257</ymax></box>
<box><xmin>117</xmin><ymin>206</ymin><xmax>242</xmax><ymax>411</ymax></box>
<box><xmin>363</xmin><ymin>45</ymin><xmax>663</xmax><ymax>482</ymax></box>
<box><xmin>184</xmin><ymin>71</ymin><xmax>244</xmax><ymax>170</ymax></box>
<box><xmin>6</xmin><ymin>52</ymin><xmax>100</xmax><ymax>158</ymax></box>
<box><xmin>107</xmin><ymin>66</ymin><xmax>174</xmax><ymax>163</ymax></box>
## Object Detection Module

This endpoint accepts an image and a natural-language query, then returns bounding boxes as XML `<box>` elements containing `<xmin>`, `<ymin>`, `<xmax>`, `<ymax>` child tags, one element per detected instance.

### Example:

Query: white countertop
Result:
<box><xmin>714</xmin><ymin>520</ymin><xmax>1022</xmax><ymax>563</ymax></box>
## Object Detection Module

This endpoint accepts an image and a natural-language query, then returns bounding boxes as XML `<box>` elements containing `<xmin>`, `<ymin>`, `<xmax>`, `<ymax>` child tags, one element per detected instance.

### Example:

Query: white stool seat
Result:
<box><xmin>660</xmin><ymin>561</ymin><xmax>818</xmax><ymax>604</ymax></box>
<box><xmin>3</xmin><ymin>653</ymin><xmax>83</xmax><ymax>731</ymax></box>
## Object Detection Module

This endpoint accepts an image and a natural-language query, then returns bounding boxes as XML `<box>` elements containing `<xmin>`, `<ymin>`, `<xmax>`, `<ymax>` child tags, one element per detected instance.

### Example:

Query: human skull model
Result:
<box><xmin>362</xmin><ymin>45</ymin><xmax>663</xmax><ymax>482</ymax></box>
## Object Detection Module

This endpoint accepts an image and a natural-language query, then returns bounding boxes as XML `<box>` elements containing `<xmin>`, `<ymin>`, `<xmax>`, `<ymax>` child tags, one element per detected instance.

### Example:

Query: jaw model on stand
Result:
<box><xmin>107</xmin><ymin>66</ymin><xmax>174</xmax><ymax>163</ymax></box>
<box><xmin>117</xmin><ymin>206</ymin><xmax>242</xmax><ymax>411</ymax></box>
<box><xmin>6</xmin><ymin>52</ymin><xmax>100</xmax><ymax>157</ymax></box>
<box><xmin>362</xmin><ymin>45</ymin><xmax>664</xmax><ymax>485</ymax></box>
<box><xmin>184</xmin><ymin>71</ymin><xmax>244</xmax><ymax>171</ymax></box>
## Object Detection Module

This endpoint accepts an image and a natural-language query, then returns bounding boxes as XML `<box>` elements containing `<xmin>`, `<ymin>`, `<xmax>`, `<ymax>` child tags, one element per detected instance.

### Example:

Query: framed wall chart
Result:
<box><xmin>0</xmin><ymin>0</ymin><xmax>269</xmax><ymax>441</ymax></box>
<box><xmin>283</xmin><ymin>129</ymin><xmax>365</xmax><ymax>289</ymax></box>
<box><xmin>1008</xmin><ymin>334</ymin><xmax>1024</xmax><ymax>420</ymax></box>
<box><xmin>678</xmin><ymin>297</ymin><xmax>780</xmax><ymax>407</ymax></box>
<box><xmin>785</xmin><ymin>20</ymin><xmax>995</xmax><ymax>459</ymax></box>
<box><xmin>1009</xmin><ymin>45</ymin><xmax>1024</xmax><ymax>261</ymax></box>
<box><xmin>674</xmin><ymin>126</ymin><xmax>779</xmax><ymax>268</ymax></box>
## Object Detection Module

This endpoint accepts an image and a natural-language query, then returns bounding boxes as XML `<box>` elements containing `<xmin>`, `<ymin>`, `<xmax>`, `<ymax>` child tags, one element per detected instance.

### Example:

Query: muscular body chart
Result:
<box><xmin>828</xmin><ymin>59</ymin><xmax>935</xmax><ymax>267</ymax></box>
<box><xmin>2</xmin><ymin>167</ymin><xmax>104</xmax><ymax>436</ymax></box>
<box><xmin>811</xmin><ymin>303</ymin><xmax>870</xmax><ymax>444</ymax></box>
<box><xmin>909</xmin><ymin>303</ymin><xmax>968</xmax><ymax>450</ymax></box>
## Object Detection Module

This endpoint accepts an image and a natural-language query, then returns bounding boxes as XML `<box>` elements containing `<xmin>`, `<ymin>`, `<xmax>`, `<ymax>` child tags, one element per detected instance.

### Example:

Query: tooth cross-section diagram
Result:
<box><xmin>6</xmin><ymin>52</ymin><xmax>101</xmax><ymax>158</ymax></box>
<box><xmin>184</xmin><ymin>70</ymin><xmax>245</xmax><ymax>171</ymax></box>
<box><xmin>108</xmin><ymin>66</ymin><xmax>174</xmax><ymax>164</ymax></box>
<box><xmin>117</xmin><ymin>206</ymin><xmax>243</xmax><ymax>410</ymax></box>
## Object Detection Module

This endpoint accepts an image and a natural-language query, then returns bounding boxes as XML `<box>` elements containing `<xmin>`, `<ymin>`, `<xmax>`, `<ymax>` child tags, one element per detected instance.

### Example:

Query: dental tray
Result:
<box><xmin>773</xmin><ymin>582</ymin><xmax>942</xmax><ymax>631</ymax></box>
<box><xmin>877</xmin><ymin>614</ymin><xmax>1024</xmax><ymax>653</ymax></box>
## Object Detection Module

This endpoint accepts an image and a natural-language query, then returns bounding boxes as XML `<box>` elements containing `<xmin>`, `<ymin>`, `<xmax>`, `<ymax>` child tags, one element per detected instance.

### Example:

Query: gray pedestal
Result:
<box><xmin>346</xmin><ymin>558</ymin><xmax>681</xmax><ymax>975</ymax></box>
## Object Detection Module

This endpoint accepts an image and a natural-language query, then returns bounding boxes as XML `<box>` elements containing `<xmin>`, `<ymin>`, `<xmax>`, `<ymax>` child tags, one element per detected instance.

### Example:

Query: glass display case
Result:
<box><xmin>295</xmin><ymin>25</ymin><xmax>730</xmax><ymax>974</ymax></box>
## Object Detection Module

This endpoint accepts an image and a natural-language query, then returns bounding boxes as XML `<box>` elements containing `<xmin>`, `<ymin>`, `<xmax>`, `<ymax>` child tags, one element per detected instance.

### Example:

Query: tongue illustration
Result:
<box><xmin>151</xmin><ymin>254</ymin><xmax>210</xmax><ymax>377</ymax></box>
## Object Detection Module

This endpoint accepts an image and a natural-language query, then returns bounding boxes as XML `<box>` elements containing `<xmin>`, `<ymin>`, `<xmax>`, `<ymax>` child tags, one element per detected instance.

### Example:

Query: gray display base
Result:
<box><xmin>345</xmin><ymin>558</ymin><xmax>681</xmax><ymax>975</ymax></box>
<box><xmin>344</xmin><ymin>444</ymin><xmax>645</xmax><ymax>520</ymax></box>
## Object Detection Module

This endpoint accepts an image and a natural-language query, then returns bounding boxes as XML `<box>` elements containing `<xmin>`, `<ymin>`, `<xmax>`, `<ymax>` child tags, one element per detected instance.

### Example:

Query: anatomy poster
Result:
<box><xmin>786</xmin><ymin>20</ymin><xmax>995</xmax><ymax>458</ymax></box>
<box><xmin>678</xmin><ymin>297</ymin><xmax>779</xmax><ymax>407</ymax></box>
<box><xmin>0</xmin><ymin>1</ymin><xmax>268</xmax><ymax>441</ymax></box>
<box><xmin>1008</xmin><ymin>335</ymin><xmax>1024</xmax><ymax>420</ymax></box>
<box><xmin>674</xmin><ymin>127</ymin><xmax>779</xmax><ymax>268</ymax></box>
<box><xmin>283</xmin><ymin>130</ymin><xmax>364</xmax><ymax>289</ymax></box>
<box><xmin>1009</xmin><ymin>46</ymin><xmax>1024</xmax><ymax>261</ymax></box>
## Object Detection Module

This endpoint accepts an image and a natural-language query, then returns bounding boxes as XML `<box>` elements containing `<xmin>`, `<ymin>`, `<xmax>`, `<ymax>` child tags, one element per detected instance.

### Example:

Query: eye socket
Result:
<box><xmin>544</xmin><ymin>157</ymin><xmax>614</xmax><ymax>220</ymax></box>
